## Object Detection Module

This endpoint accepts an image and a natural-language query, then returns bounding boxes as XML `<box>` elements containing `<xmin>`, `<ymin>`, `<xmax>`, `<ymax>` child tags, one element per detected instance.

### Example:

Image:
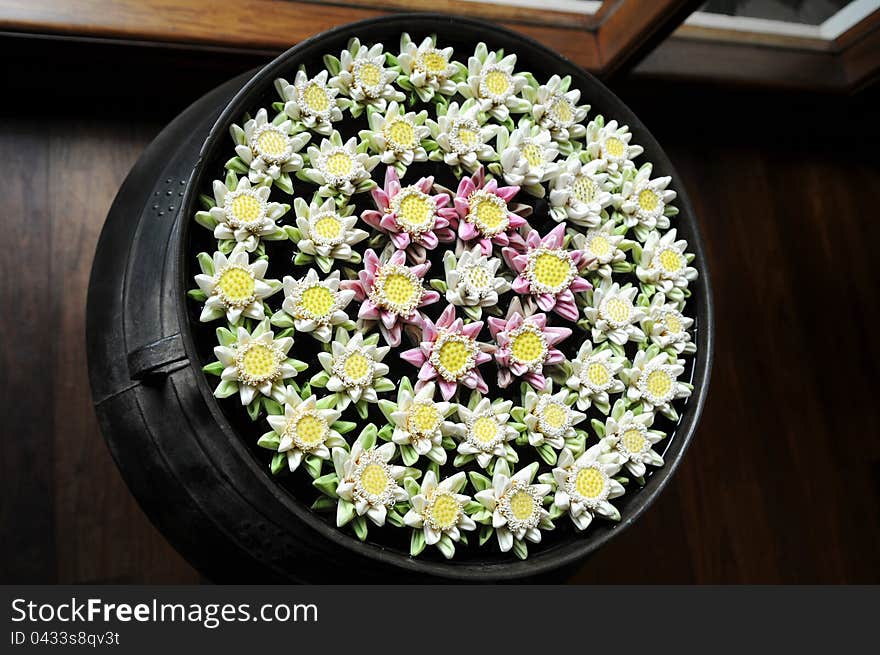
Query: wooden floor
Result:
<box><xmin>2</xmin><ymin>39</ymin><xmax>879</xmax><ymax>584</ymax></box>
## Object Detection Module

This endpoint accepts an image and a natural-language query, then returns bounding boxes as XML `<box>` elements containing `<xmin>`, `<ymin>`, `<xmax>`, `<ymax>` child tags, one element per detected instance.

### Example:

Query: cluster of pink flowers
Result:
<box><xmin>349</xmin><ymin>165</ymin><xmax>595</xmax><ymax>398</ymax></box>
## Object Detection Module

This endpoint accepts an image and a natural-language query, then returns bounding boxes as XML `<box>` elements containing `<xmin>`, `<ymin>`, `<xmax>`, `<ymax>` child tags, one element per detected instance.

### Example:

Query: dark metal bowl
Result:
<box><xmin>87</xmin><ymin>13</ymin><xmax>713</xmax><ymax>582</ymax></box>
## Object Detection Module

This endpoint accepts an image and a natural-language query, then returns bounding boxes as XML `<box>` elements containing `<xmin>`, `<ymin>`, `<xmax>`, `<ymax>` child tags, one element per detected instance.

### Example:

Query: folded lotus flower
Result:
<box><xmin>327</xmin><ymin>37</ymin><xmax>404</xmax><ymax>117</ymax></box>
<box><xmin>550</xmin><ymin>445</ymin><xmax>624</xmax><ymax>531</ymax></box>
<box><xmin>403</xmin><ymin>470</ymin><xmax>476</xmax><ymax>559</ymax></box>
<box><xmin>400</xmin><ymin>304</ymin><xmax>494</xmax><ymax>401</ymax></box>
<box><xmin>448</xmin><ymin>165</ymin><xmax>529</xmax><ymax>256</ymax></box>
<box><xmin>360</xmin><ymin>167</ymin><xmax>455</xmax><ymax>263</ymax></box>
<box><xmin>503</xmin><ymin>223</ymin><xmax>593</xmax><ymax>321</ymax></box>
<box><xmin>340</xmin><ymin>248</ymin><xmax>439</xmax><ymax>347</ymax></box>
<box><xmin>487</xmin><ymin>297</ymin><xmax>570</xmax><ymax>389</ymax></box>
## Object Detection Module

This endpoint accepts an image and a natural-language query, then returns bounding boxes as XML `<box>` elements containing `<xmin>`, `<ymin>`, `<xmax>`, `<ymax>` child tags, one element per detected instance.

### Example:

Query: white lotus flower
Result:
<box><xmin>642</xmin><ymin>292</ymin><xmax>696</xmax><ymax>355</ymax></box>
<box><xmin>585</xmin><ymin>117</ymin><xmax>644</xmax><ymax>176</ymax></box>
<box><xmin>448</xmin><ymin>395</ymin><xmax>518</xmax><ymax>470</ymax></box>
<box><xmin>193</xmin><ymin>244</ymin><xmax>280</xmax><ymax>324</ymax></box>
<box><xmin>583</xmin><ymin>280</ymin><xmax>646</xmax><ymax>346</ymax></box>
<box><xmin>550</xmin><ymin>445</ymin><xmax>624</xmax><ymax>531</ymax></box>
<box><xmin>231</xmin><ymin>108</ymin><xmax>310</xmax><ymax>187</ymax></box>
<box><xmin>622</xmin><ymin>348</ymin><xmax>692</xmax><ymax>419</ymax></box>
<box><xmin>404</xmin><ymin>471</ymin><xmax>476</xmax><ymax>558</ymax></box>
<box><xmin>276</xmin><ymin>70</ymin><xmax>343</xmax><ymax>135</ymax></box>
<box><xmin>522</xmin><ymin>383</ymin><xmax>586</xmax><ymax>451</ymax></box>
<box><xmin>548</xmin><ymin>155</ymin><xmax>613</xmax><ymax>227</ymax></box>
<box><xmin>280</xmin><ymin>269</ymin><xmax>355</xmax><ymax>342</ymax></box>
<box><xmin>202</xmin><ymin>176</ymin><xmax>288</xmax><ymax>252</ymax></box>
<box><xmin>301</xmin><ymin>131</ymin><xmax>379</xmax><ymax>198</ymax></box>
<box><xmin>265</xmin><ymin>389</ymin><xmax>346</xmax><ymax>472</ymax></box>
<box><xmin>569</xmin><ymin>219</ymin><xmax>627</xmax><ymax>279</ymax></box>
<box><xmin>313</xmin><ymin>328</ymin><xmax>392</xmax><ymax>412</ymax></box>
<box><xmin>496</xmin><ymin>123</ymin><xmax>560</xmax><ymax>197</ymax></box>
<box><xmin>564</xmin><ymin>340</ymin><xmax>626</xmax><ymax>412</ymax></box>
<box><xmin>523</xmin><ymin>74</ymin><xmax>589</xmax><ymax>145</ymax></box>
<box><xmin>396</xmin><ymin>33</ymin><xmax>459</xmax><ymax>103</ymax></box>
<box><xmin>333</xmin><ymin>440</ymin><xmax>408</xmax><ymax>527</ymax></box>
<box><xmin>443</xmin><ymin>246</ymin><xmax>510</xmax><ymax>320</ymax></box>
<box><xmin>379</xmin><ymin>379</ymin><xmax>457</xmax><ymax>465</ymax></box>
<box><xmin>361</xmin><ymin>101</ymin><xmax>429</xmax><ymax>171</ymax></box>
<box><xmin>474</xmin><ymin>460</ymin><xmax>552</xmax><ymax>555</ymax></box>
<box><xmin>291</xmin><ymin>196</ymin><xmax>368</xmax><ymax>273</ymax></box>
<box><xmin>426</xmin><ymin>101</ymin><xmax>497</xmax><ymax>173</ymax></box>
<box><xmin>616</xmin><ymin>163</ymin><xmax>677</xmax><ymax>237</ymax></box>
<box><xmin>599</xmin><ymin>404</ymin><xmax>664</xmax><ymax>478</ymax></box>
<box><xmin>328</xmin><ymin>38</ymin><xmax>404</xmax><ymax>116</ymax></box>
<box><xmin>457</xmin><ymin>42</ymin><xmax>529</xmax><ymax>122</ymax></box>
<box><xmin>212</xmin><ymin>320</ymin><xmax>305</xmax><ymax>406</ymax></box>
<box><xmin>636</xmin><ymin>228</ymin><xmax>698</xmax><ymax>297</ymax></box>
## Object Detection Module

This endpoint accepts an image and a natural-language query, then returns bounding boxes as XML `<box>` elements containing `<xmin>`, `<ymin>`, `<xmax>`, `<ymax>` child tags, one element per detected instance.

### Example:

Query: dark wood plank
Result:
<box><xmin>0</xmin><ymin>121</ymin><xmax>56</xmax><ymax>583</ymax></box>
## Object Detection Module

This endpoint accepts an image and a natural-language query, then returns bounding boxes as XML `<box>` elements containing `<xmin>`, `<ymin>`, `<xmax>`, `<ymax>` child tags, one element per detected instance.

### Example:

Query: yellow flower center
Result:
<box><xmin>665</xmin><ymin>314</ymin><xmax>683</xmax><ymax>334</ymax></box>
<box><xmin>325</xmin><ymin>152</ymin><xmax>353</xmax><ymax>178</ymax></box>
<box><xmin>604</xmin><ymin>137</ymin><xmax>625</xmax><ymax>159</ymax></box>
<box><xmin>589</xmin><ymin>235</ymin><xmax>611</xmax><ymax>257</ymax></box>
<box><xmin>457</xmin><ymin>127</ymin><xmax>477</xmax><ymax>147</ymax></box>
<box><xmin>572</xmin><ymin>174</ymin><xmax>597</xmax><ymax>204</ymax></box>
<box><xmin>357</xmin><ymin>62</ymin><xmax>382</xmax><ymax>87</ymax></box>
<box><xmin>437</xmin><ymin>339</ymin><xmax>470</xmax><ymax>377</ymax></box>
<box><xmin>302</xmin><ymin>83</ymin><xmax>331</xmax><ymax>112</ymax></box>
<box><xmin>550</xmin><ymin>97</ymin><xmax>573</xmax><ymax>124</ymax></box>
<box><xmin>472</xmin><ymin>416</ymin><xmax>498</xmax><ymax>444</ymax></box>
<box><xmin>532</xmin><ymin>251</ymin><xmax>572</xmax><ymax>291</ymax></box>
<box><xmin>522</xmin><ymin>143</ymin><xmax>543</xmax><ymax>167</ymax></box>
<box><xmin>385</xmin><ymin>118</ymin><xmax>416</xmax><ymax>149</ymax></box>
<box><xmin>429</xmin><ymin>493</ymin><xmax>460</xmax><ymax>529</ymax></box>
<box><xmin>299</xmin><ymin>285</ymin><xmax>335</xmax><ymax>318</ymax></box>
<box><xmin>483</xmin><ymin>70</ymin><xmax>510</xmax><ymax>96</ymax></box>
<box><xmin>217</xmin><ymin>267</ymin><xmax>255</xmax><ymax>304</ymax></box>
<box><xmin>421</xmin><ymin>50</ymin><xmax>448</xmax><ymax>74</ymax></box>
<box><xmin>463</xmin><ymin>265</ymin><xmax>491</xmax><ymax>291</ymax></box>
<box><xmin>230</xmin><ymin>193</ymin><xmax>262</xmax><ymax>223</ymax></box>
<box><xmin>312</xmin><ymin>214</ymin><xmax>342</xmax><ymax>242</ymax></box>
<box><xmin>658</xmin><ymin>249</ymin><xmax>683</xmax><ymax>273</ymax></box>
<box><xmin>586</xmin><ymin>362</ymin><xmax>610</xmax><ymax>387</ymax></box>
<box><xmin>240</xmin><ymin>344</ymin><xmax>278</xmax><ymax>380</ymax></box>
<box><xmin>474</xmin><ymin>197</ymin><xmax>505</xmax><ymax>229</ymax></box>
<box><xmin>510</xmin><ymin>329</ymin><xmax>546</xmax><ymax>365</ymax></box>
<box><xmin>645</xmin><ymin>369</ymin><xmax>672</xmax><ymax>398</ymax></box>
<box><xmin>256</xmin><ymin>129</ymin><xmax>287</xmax><ymax>158</ymax></box>
<box><xmin>397</xmin><ymin>192</ymin><xmax>433</xmax><ymax>229</ymax></box>
<box><xmin>575</xmin><ymin>467</ymin><xmax>605</xmax><ymax>500</ymax></box>
<box><xmin>294</xmin><ymin>414</ymin><xmax>327</xmax><ymax>447</ymax></box>
<box><xmin>408</xmin><ymin>402</ymin><xmax>440</xmax><ymax>436</ymax></box>
<box><xmin>541</xmin><ymin>402</ymin><xmax>568</xmax><ymax>429</ymax></box>
<box><xmin>359</xmin><ymin>463</ymin><xmax>388</xmax><ymax>496</ymax></box>
<box><xmin>603</xmin><ymin>297</ymin><xmax>632</xmax><ymax>324</ymax></box>
<box><xmin>380</xmin><ymin>273</ymin><xmax>418</xmax><ymax>308</ymax></box>
<box><xmin>342</xmin><ymin>352</ymin><xmax>371</xmax><ymax>383</ymax></box>
<box><xmin>638</xmin><ymin>189</ymin><xmax>659</xmax><ymax>213</ymax></box>
<box><xmin>621</xmin><ymin>428</ymin><xmax>646</xmax><ymax>454</ymax></box>
<box><xmin>509</xmin><ymin>491</ymin><xmax>535</xmax><ymax>521</ymax></box>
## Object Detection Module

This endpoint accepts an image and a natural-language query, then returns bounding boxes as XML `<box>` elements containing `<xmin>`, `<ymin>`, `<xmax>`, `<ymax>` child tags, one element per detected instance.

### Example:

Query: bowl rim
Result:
<box><xmin>174</xmin><ymin>12</ymin><xmax>715</xmax><ymax>580</ymax></box>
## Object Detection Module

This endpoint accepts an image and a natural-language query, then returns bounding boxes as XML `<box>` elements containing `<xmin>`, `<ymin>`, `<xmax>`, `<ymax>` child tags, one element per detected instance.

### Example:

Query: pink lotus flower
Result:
<box><xmin>503</xmin><ymin>223</ymin><xmax>593</xmax><ymax>322</ymax></box>
<box><xmin>361</xmin><ymin>167</ymin><xmax>456</xmax><ymax>264</ymax></box>
<box><xmin>401</xmin><ymin>304</ymin><xmax>494</xmax><ymax>400</ymax></box>
<box><xmin>449</xmin><ymin>166</ymin><xmax>528</xmax><ymax>256</ymax></box>
<box><xmin>341</xmin><ymin>248</ymin><xmax>439</xmax><ymax>347</ymax></box>
<box><xmin>488</xmin><ymin>299</ymin><xmax>571</xmax><ymax>389</ymax></box>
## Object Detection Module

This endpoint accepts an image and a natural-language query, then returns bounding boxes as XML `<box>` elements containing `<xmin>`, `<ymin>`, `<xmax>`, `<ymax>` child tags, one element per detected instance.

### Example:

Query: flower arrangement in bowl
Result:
<box><xmin>185</xmin><ymin>25</ymin><xmax>705</xmax><ymax>566</ymax></box>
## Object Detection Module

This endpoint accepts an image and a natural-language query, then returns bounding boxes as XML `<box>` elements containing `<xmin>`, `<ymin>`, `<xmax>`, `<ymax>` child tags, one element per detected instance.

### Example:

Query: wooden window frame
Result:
<box><xmin>0</xmin><ymin>0</ymin><xmax>876</xmax><ymax>91</ymax></box>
